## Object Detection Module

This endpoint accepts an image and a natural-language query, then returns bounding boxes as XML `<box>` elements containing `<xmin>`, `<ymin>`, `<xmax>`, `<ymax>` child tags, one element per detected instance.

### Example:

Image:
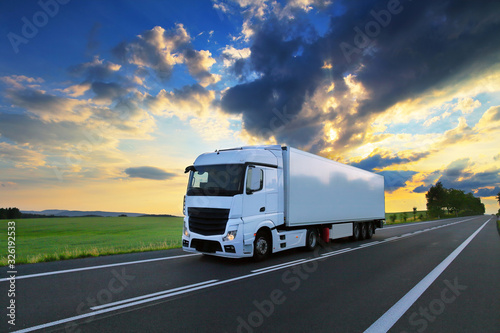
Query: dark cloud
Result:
<box><xmin>413</xmin><ymin>185</ymin><xmax>428</xmax><ymax>194</ymax></box>
<box><xmin>91</xmin><ymin>82</ymin><xmax>128</xmax><ymax>102</ymax></box>
<box><xmin>8</xmin><ymin>88</ymin><xmax>67</xmax><ymax>112</ymax></box>
<box><xmin>413</xmin><ymin>158</ymin><xmax>500</xmax><ymax>197</ymax></box>
<box><xmin>68</xmin><ymin>57</ymin><xmax>121</xmax><ymax>81</ymax></box>
<box><xmin>378</xmin><ymin>170</ymin><xmax>418</xmax><ymax>193</ymax></box>
<box><xmin>440</xmin><ymin>169</ymin><xmax>500</xmax><ymax>193</ymax></box>
<box><xmin>221</xmin><ymin>15</ymin><xmax>325</xmax><ymax>145</ymax></box>
<box><xmin>350</xmin><ymin>151</ymin><xmax>430</xmax><ymax>171</ymax></box>
<box><xmin>220</xmin><ymin>0</ymin><xmax>500</xmax><ymax>152</ymax></box>
<box><xmin>124</xmin><ymin>166</ymin><xmax>175</xmax><ymax>180</ymax></box>
<box><xmin>474</xmin><ymin>186</ymin><xmax>500</xmax><ymax>197</ymax></box>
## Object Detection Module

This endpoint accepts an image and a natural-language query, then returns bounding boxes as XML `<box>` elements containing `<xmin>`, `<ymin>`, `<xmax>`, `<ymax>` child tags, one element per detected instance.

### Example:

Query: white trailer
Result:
<box><xmin>182</xmin><ymin>145</ymin><xmax>385</xmax><ymax>260</ymax></box>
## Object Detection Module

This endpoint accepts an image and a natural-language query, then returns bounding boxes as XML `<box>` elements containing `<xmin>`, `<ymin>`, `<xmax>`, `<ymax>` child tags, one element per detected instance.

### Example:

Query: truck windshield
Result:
<box><xmin>187</xmin><ymin>164</ymin><xmax>246</xmax><ymax>196</ymax></box>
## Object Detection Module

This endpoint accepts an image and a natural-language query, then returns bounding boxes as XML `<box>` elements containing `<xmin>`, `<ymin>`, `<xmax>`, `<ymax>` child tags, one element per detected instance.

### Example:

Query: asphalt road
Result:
<box><xmin>2</xmin><ymin>215</ymin><xmax>499</xmax><ymax>332</ymax></box>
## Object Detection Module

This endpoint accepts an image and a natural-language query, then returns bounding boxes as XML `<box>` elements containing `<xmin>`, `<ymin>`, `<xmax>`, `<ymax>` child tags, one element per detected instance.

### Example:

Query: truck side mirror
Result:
<box><xmin>246</xmin><ymin>167</ymin><xmax>263</xmax><ymax>194</ymax></box>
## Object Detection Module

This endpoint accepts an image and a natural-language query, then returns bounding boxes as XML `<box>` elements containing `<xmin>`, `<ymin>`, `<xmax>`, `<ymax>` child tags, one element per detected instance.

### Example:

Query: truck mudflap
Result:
<box><xmin>376</xmin><ymin>220</ymin><xmax>385</xmax><ymax>228</ymax></box>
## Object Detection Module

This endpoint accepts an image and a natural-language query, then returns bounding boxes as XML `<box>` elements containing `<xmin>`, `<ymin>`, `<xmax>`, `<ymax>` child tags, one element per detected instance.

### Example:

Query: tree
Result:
<box><xmin>0</xmin><ymin>207</ymin><xmax>22</xmax><ymax>219</ymax></box>
<box><xmin>446</xmin><ymin>189</ymin><xmax>464</xmax><ymax>216</ymax></box>
<box><xmin>389</xmin><ymin>214</ymin><xmax>397</xmax><ymax>223</ymax></box>
<box><xmin>402</xmin><ymin>212</ymin><xmax>408</xmax><ymax>222</ymax></box>
<box><xmin>426</xmin><ymin>182</ymin><xmax>447</xmax><ymax>217</ymax></box>
<box><xmin>413</xmin><ymin>207</ymin><xmax>417</xmax><ymax>221</ymax></box>
<box><xmin>425</xmin><ymin>182</ymin><xmax>485</xmax><ymax>217</ymax></box>
<box><xmin>497</xmin><ymin>191</ymin><xmax>500</xmax><ymax>206</ymax></box>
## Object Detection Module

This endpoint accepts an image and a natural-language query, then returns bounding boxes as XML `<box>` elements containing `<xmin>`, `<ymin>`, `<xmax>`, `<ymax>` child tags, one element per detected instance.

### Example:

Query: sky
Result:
<box><xmin>0</xmin><ymin>0</ymin><xmax>499</xmax><ymax>215</ymax></box>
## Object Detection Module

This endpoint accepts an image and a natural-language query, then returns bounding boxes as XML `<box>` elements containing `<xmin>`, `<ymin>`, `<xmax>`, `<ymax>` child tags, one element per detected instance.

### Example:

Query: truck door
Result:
<box><xmin>242</xmin><ymin>166</ymin><xmax>266</xmax><ymax>221</ymax></box>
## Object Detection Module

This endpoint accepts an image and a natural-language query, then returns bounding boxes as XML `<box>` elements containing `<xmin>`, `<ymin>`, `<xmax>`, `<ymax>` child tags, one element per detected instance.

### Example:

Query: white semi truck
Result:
<box><xmin>182</xmin><ymin>145</ymin><xmax>385</xmax><ymax>260</ymax></box>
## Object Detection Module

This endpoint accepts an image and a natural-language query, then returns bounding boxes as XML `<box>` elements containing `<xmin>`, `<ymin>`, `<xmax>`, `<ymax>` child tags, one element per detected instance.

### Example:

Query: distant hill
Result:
<box><xmin>21</xmin><ymin>210</ymin><xmax>176</xmax><ymax>217</ymax></box>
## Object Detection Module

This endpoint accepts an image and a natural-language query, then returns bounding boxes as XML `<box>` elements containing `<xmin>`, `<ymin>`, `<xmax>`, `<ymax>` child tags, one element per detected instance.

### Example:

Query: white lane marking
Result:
<box><xmin>382</xmin><ymin>217</ymin><xmax>475</xmax><ymax>230</ymax></box>
<box><xmin>364</xmin><ymin>218</ymin><xmax>490</xmax><ymax>333</ymax></box>
<box><xmin>359</xmin><ymin>241</ymin><xmax>380</xmax><ymax>248</ymax></box>
<box><xmin>251</xmin><ymin>258</ymin><xmax>306</xmax><ymax>273</ymax></box>
<box><xmin>0</xmin><ymin>253</ymin><xmax>201</xmax><ymax>282</ymax></box>
<box><xmin>321</xmin><ymin>248</ymin><xmax>353</xmax><ymax>257</ymax></box>
<box><xmin>91</xmin><ymin>279</ymin><xmax>219</xmax><ymax>310</ymax></box>
<box><xmin>11</xmin><ymin>216</ymin><xmax>485</xmax><ymax>333</ymax></box>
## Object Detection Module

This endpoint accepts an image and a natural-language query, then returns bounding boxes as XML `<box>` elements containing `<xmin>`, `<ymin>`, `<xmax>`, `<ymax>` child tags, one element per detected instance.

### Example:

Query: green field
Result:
<box><xmin>385</xmin><ymin>210</ymin><xmax>430</xmax><ymax>224</ymax></box>
<box><xmin>0</xmin><ymin>216</ymin><xmax>183</xmax><ymax>265</ymax></box>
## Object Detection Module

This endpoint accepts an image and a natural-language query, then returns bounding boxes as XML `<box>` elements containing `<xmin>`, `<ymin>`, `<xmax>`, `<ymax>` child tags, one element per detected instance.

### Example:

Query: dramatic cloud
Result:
<box><xmin>413</xmin><ymin>158</ymin><xmax>500</xmax><ymax>197</ymax></box>
<box><xmin>221</xmin><ymin>46</ymin><xmax>252</xmax><ymax>80</ymax></box>
<box><xmin>113</xmin><ymin>24</ymin><xmax>219</xmax><ymax>86</ymax></box>
<box><xmin>91</xmin><ymin>81</ymin><xmax>129</xmax><ymax>102</ymax></box>
<box><xmin>379</xmin><ymin>170</ymin><xmax>418</xmax><ymax>193</ymax></box>
<box><xmin>124</xmin><ymin>166</ymin><xmax>176</xmax><ymax>180</ymax></box>
<box><xmin>5</xmin><ymin>88</ymin><xmax>90</xmax><ymax>123</ymax></box>
<box><xmin>145</xmin><ymin>84</ymin><xmax>215</xmax><ymax>120</ymax></box>
<box><xmin>474</xmin><ymin>186</ymin><xmax>500</xmax><ymax>197</ymax></box>
<box><xmin>219</xmin><ymin>0</ymin><xmax>500</xmax><ymax>155</ymax></box>
<box><xmin>350</xmin><ymin>150</ymin><xmax>430</xmax><ymax>171</ymax></box>
<box><xmin>68</xmin><ymin>56</ymin><xmax>121</xmax><ymax>81</ymax></box>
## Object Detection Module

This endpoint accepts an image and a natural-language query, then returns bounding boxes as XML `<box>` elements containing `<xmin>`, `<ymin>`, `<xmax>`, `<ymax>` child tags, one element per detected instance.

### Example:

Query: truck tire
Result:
<box><xmin>360</xmin><ymin>222</ymin><xmax>368</xmax><ymax>240</ymax></box>
<box><xmin>351</xmin><ymin>223</ymin><xmax>361</xmax><ymax>241</ymax></box>
<box><xmin>305</xmin><ymin>228</ymin><xmax>318</xmax><ymax>251</ymax></box>
<box><xmin>366</xmin><ymin>222</ymin><xmax>374</xmax><ymax>239</ymax></box>
<box><xmin>253</xmin><ymin>230</ymin><xmax>271</xmax><ymax>261</ymax></box>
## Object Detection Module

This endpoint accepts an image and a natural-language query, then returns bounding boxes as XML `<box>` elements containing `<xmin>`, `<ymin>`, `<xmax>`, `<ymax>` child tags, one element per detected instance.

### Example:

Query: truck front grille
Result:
<box><xmin>190</xmin><ymin>239</ymin><xmax>223</xmax><ymax>253</ymax></box>
<box><xmin>188</xmin><ymin>207</ymin><xmax>230</xmax><ymax>236</ymax></box>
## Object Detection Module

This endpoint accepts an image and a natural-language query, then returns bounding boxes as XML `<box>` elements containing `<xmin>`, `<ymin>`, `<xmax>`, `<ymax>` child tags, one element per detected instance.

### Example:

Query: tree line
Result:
<box><xmin>426</xmin><ymin>182</ymin><xmax>485</xmax><ymax>217</ymax></box>
<box><xmin>0</xmin><ymin>207</ymin><xmax>22</xmax><ymax>219</ymax></box>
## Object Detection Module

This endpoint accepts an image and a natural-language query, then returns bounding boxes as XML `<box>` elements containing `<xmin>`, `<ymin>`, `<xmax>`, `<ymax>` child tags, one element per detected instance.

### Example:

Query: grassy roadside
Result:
<box><xmin>0</xmin><ymin>216</ymin><xmax>183</xmax><ymax>265</ymax></box>
<box><xmin>385</xmin><ymin>210</ymin><xmax>430</xmax><ymax>225</ymax></box>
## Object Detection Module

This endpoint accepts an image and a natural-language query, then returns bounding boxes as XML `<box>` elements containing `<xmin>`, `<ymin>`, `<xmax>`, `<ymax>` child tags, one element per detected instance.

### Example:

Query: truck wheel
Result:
<box><xmin>305</xmin><ymin>228</ymin><xmax>318</xmax><ymax>251</ymax></box>
<box><xmin>366</xmin><ymin>222</ymin><xmax>374</xmax><ymax>239</ymax></box>
<box><xmin>351</xmin><ymin>223</ymin><xmax>361</xmax><ymax>241</ymax></box>
<box><xmin>253</xmin><ymin>231</ymin><xmax>271</xmax><ymax>261</ymax></box>
<box><xmin>360</xmin><ymin>222</ymin><xmax>368</xmax><ymax>240</ymax></box>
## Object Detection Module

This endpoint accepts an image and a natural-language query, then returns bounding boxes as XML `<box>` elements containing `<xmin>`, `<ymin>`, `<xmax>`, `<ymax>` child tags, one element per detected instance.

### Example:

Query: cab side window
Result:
<box><xmin>246</xmin><ymin>167</ymin><xmax>264</xmax><ymax>194</ymax></box>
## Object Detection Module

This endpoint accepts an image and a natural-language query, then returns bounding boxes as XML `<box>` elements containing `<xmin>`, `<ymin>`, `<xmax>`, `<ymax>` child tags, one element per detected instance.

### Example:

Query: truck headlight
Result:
<box><xmin>183</xmin><ymin>222</ymin><xmax>189</xmax><ymax>237</ymax></box>
<box><xmin>223</xmin><ymin>230</ymin><xmax>237</xmax><ymax>242</ymax></box>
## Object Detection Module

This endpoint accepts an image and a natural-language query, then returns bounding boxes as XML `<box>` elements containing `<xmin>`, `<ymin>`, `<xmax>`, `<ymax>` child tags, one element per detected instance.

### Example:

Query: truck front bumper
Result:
<box><xmin>182</xmin><ymin>232</ymin><xmax>253</xmax><ymax>259</ymax></box>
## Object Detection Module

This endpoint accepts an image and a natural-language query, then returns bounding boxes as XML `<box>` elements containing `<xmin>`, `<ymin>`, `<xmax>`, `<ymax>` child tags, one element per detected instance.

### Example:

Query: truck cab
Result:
<box><xmin>182</xmin><ymin>146</ymin><xmax>285</xmax><ymax>259</ymax></box>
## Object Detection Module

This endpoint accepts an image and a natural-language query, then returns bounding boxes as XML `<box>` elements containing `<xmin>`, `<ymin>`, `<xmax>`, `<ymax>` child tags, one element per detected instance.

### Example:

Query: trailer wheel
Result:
<box><xmin>366</xmin><ymin>222</ymin><xmax>374</xmax><ymax>239</ymax></box>
<box><xmin>305</xmin><ymin>228</ymin><xmax>318</xmax><ymax>251</ymax></box>
<box><xmin>360</xmin><ymin>222</ymin><xmax>368</xmax><ymax>240</ymax></box>
<box><xmin>351</xmin><ymin>223</ymin><xmax>361</xmax><ymax>241</ymax></box>
<box><xmin>253</xmin><ymin>230</ymin><xmax>271</xmax><ymax>261</ymax></box>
